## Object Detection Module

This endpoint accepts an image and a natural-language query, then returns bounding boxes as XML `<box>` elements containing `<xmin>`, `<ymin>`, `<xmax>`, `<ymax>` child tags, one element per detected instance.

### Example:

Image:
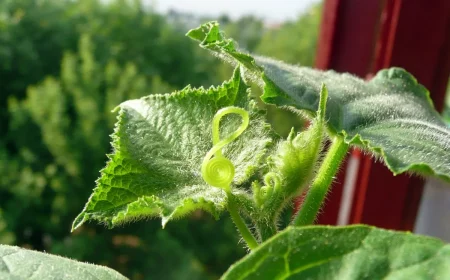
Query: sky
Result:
<box><xmin>146</xmin><ymin>0</ymin><xmax>319</xmax><ymax>23</ymax></box>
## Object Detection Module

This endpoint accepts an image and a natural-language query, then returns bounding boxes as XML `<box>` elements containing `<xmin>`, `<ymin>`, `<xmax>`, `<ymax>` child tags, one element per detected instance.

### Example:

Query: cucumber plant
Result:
<box><xmin>2</xmin><ymin>21</ymin><xmax>450</xmax><ymax>279</ymax></box>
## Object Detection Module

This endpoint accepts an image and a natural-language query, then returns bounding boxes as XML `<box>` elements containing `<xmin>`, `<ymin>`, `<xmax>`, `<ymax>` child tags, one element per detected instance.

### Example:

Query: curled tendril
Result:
<box><xmin>201</xmin><ymin>107</ymin><xmax>249</xmax><ymax>191</ymax></box>
<box><xmin>263</xmin><ymin>172</ymin><xmax>281</xmax><ymax>193</ymax></box>
<box><xmin>253</xmin><ymin>172</ymin><xmax>282</xmax><ymax>208</ymax></box>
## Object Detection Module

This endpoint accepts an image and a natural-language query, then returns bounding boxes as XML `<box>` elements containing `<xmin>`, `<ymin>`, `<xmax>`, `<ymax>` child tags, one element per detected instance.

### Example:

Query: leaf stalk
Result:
<box><xmin>292</xmin><ymin>136</ymin><xmax>349</xmax><ymax>226</ymax></box>
<box><xmin>227</xmin><ymin>192</ymin><xmax>259</xmax><ymax>250</ymax></box>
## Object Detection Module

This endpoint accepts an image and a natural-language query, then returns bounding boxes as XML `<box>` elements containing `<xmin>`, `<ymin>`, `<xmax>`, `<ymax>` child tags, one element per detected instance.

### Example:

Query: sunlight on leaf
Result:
<box><xmin>188</xmin><ymin>21</ymin><xmax>450</xmax><ymax>181</ymax></box>
<box><xmin>0</xmin><ymin>245</ymin><xmax>127</xmax><ymax>280</ymax></box>
<box><xmin>72</xmin><ymin>69</ymin><xmax>275</xmax><ymax>230</ymax></box>
<box><xmin>222</xmin><ymin>225</ymin><xmax>450</xmax><ymax>280</ymax></box>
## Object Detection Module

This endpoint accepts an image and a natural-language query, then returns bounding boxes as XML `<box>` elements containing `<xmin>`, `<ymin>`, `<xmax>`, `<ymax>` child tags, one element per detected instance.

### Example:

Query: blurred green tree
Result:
<box><xmin>224</xmin><ymin>16</ymin><xmax>264</xmax><ymax>52</ymax></box>
<box><xmin>0</xmin><ymin>0</ymin><xmax>220</xmax><ymax>137</ymax></box>
<box><xmin>256</xmin><ymin>3</ymin><xmax>322</xmax><ymax>66</ymax></box>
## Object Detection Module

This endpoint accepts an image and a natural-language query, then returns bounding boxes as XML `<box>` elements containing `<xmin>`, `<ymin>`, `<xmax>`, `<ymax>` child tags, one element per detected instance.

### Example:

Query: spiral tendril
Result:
<box><xmin>253</xmin><ymin>172</ymin><xmax>282</xmax><ymax>208</ymax></box>
<box><xmin>263</xmin><ymin>172</ymin><xmax>281</xmax><ymax>193</ymax></box>
<box><xmin>201</xmin><ymin>107</ymin><xmax>249</xmax><ymax>191</ymax></box>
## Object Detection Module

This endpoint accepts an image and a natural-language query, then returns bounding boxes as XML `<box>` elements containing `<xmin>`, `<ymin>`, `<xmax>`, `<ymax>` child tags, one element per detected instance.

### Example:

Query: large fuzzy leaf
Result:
<box><xmin>0</xmin><ymin>245</ymin><xmax>127</xmax><ymax>280</ymax></box>
<box><xmin>188</xmin><ymin>21</ymin><xmax>450</xmax><ymax>181</ymax></box>
<box><xmin>72</xmin><ymin>69</ymin><xmax>275</xmax><ymax>230</ymax></box>
<box><xmin>222</xmin><ymin>225</ymin><xmax>450</xmax><ymax>280</ymax></box>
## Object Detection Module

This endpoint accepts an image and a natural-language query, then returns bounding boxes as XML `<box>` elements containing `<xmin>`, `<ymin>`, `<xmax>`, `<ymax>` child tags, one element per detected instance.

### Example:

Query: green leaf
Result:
<box><xmin>73</xmin><ymin>68</ymin><xmax>275</xmax><ymax>230</ymax></box>
<box><xmin>188</xmin><ymin>21</ymin><xmax>450</xmax><ymax>181</ymax></box>
<box><xmin>0</xmin><ymin>244</ymin><xmax>127</xmax><ymax>280</ymax></box>
<box><xmin>222</xmin><ymin>225</ymin><xmax>450</xmax><ymax>280</ymax></box>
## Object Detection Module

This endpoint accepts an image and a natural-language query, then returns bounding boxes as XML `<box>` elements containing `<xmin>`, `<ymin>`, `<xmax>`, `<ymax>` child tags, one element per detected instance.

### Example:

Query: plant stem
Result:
<box><xmin>255</xmin><ymin>219</ymin><xmax>277</xmax><ymax>242</ymax></box>
<box><xmin>227</xmin><ymin>192</ymin><xmax>259</xmax><ymax>250</ymax></box>
<box><xmin>293</xmin><ymin>136</ymin><xmax>349</xmax><ymax>226</ymax></box>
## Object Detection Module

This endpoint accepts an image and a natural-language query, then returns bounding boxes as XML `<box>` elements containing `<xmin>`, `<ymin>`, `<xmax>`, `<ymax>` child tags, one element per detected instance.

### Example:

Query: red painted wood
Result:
<box><xmin>400</xmin><ymin>177</ymin><xmax>425</xmax><ymax>231</ymax></box>
<box><xmin>372</xmin><ymin>0</ymin><xmax>402</xmax><ymax>73</ymax></box>
<box><xmin>316</xmin><ymin>0</ymin><xmax>384</xmax><ymax>74</ymax></box>
<box><xmin>348</xmin><ymin>150</ymin><xmax>372</xmax><ymax>223</ymax></box>
<box><xmin>349</xmin><ymin>0</ymin><xmax>450</xmax><ymax>230</ymax></box>
<box><xmin>385</xmin><ymin>1</ymin><xmax>450</xmax><ymax>107</ymax></box>
<box><xmin>315</xmin><ymin>0</ymin><xmax>341</xmax><ymax>69</ymax></box>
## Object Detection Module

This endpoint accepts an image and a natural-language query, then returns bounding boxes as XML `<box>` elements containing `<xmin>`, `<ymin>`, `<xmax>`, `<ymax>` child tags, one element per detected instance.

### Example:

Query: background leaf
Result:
<box><xmin>222</xmin><ymin>225</ymin><xmax>450</xmax><ymax>280</ymax></box>
<box><xmin>73</xmin><ymin>69</ymin><xmax>275</xmax><ymax>230</ymax></box>
<box><xmin>0</xmin><ymin>244</ymin><xmax>127</xmax><ymax>280</ymax></box>
<box><xmin>188</xmin><ymin>22</ymin><xmax>450</xmax><ymax>181</ymax></box>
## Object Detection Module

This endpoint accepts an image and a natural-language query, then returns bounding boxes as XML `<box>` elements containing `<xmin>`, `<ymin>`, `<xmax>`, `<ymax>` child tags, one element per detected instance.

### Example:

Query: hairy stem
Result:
<box><xmin>227</xmin><ymin>192</ymin><xmax>259</xmax><ymax>250</ymax></box>
<box><xmin>292</xmin><ymin>136</ymin><xmax>349</xmax><ymax>226</ymax></box>
<box><xmin>255</xmin><ymin>219</ymin><xmax>278</xmax><ymax>242</ymax></box>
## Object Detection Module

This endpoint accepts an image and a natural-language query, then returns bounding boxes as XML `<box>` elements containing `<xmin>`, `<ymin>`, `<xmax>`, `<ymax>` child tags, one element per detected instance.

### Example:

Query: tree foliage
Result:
<box><xmin>256</xmin><ymin>3</ymin><xmax>322</xmax><ymax>66</ymax></box>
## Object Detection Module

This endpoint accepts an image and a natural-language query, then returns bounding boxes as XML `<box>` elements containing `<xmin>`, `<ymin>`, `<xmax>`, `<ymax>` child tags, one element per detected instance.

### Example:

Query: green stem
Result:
<box><xmin>227</xmin><ymin>192</ymin><xmax>258</xmax><ymax>250</ymax></box>
<box><xmin>255</xmin><ymin>219</ymin><xmax>277</xmax><ymax>242</ymax></box>
<box><xmin>293</xmin><ymin>136</ymin><xmax>349</xmax><ymax>226</ymax></box>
